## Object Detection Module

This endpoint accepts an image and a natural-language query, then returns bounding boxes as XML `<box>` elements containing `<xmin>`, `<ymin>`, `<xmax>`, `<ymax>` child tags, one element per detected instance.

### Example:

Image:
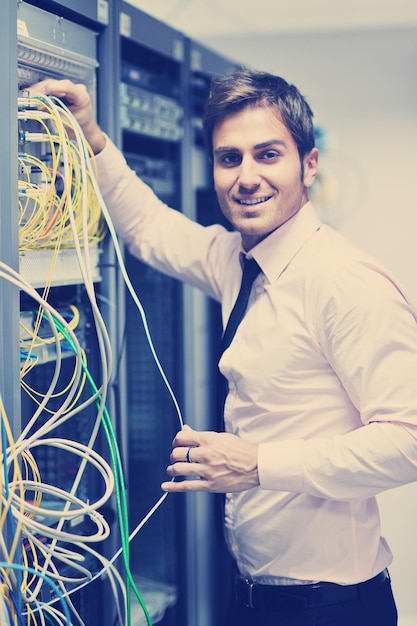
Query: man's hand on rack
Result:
<box><xmin>27</xmin><ymin>78</ymin><xmax>107</xmax><ymax>155</ymax></box>
<box><xmin>161</xmin><ymin>425</ymin><xmax>259</xmax><ymax>493</ymax></box>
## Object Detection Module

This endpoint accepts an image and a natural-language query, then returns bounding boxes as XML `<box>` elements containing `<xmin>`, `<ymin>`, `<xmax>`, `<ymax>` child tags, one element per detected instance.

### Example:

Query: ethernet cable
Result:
<box><xmin>2</xmin><ymin>94</ymin><xmax>119</xmax><ymax>624</ymax></box>
<box><xmin>48</xmin><ymin>95</ymin><xmax>185</xmax><ymax>625</ymax></box>
<box><xmin>18</xmin><ymin>94</ymin><xmax>106</xmax><ymax>388</ymax></box>
<box><xmin>27</xmin><ymin>100</ymin><xmax>124</xmax><ymax>616</ymax></box>
<box><xmin>0</xmin><ymin>266</ymin><xmax>114</xmax><ymax>622</ymax></box>
<box><xmin>18</xmin><ymin>98</ymin><xmax>106</xmax><ymax>251</ymax></box>
<box><xmin>29</xmin><ymin>95</ymin><xmax>155</xmax><ymax>624</ymax></box>
<box><xmin>0</xmin><ymin>262</ymin><xmax>127</xmax><ymax>623</ymax></box>
<box><xmin>53</xmin><ymin>96</ymin><xmax>184</xmax><ymax>430</ymax></box>
<box><xmin>0</xmin><ymin>590</ymin><xmax>12</xmax><ymax>626</ymax></box>
<box><xmin>18</xmin><ymin>96</ymin><xmax>107</xmax><ymax>386</ymax></box>
<box><xmin>0</xmin><ymin>563</ymin><xmax>71</xmax><ymax>625</ymax></box>
<box><xmin>54</xmin><ymin>315</ymin><xmax>152</xmax><ymax>626</ymax></box>
<box><xmin>5</xmin><ymin>92</ymin><xmax>187</xmax><ymax>625</ymax></box>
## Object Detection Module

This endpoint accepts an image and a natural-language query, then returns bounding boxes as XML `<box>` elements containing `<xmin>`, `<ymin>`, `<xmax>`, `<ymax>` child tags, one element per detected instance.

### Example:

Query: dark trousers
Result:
<box><xmin>225</xmin><ymin>571</ymin><xmax>398</xmax><ymax>626</ymax></box>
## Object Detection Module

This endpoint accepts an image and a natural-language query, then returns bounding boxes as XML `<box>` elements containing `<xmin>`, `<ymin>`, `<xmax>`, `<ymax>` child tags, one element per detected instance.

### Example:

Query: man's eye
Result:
<box><xmin>260</xmin><ymin>150</ymin><xmax>279</xmax><ymax>161</ymax></box>
<box><xmin>221</xmin><ymin>153</ymin><xmax>241</xmax><ymax>165</ymax></box>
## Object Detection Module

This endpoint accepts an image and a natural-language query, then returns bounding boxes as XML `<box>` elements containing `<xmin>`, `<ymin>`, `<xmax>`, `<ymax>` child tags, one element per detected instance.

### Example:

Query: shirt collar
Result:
<box><xmin>244</xmin><ymin>202</ymin><xmax>322</xmax><ymax>284</ymax></box>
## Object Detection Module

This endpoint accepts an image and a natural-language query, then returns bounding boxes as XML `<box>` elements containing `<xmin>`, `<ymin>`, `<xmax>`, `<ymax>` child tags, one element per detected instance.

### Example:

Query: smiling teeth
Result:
<box><xmin>238</xmin><ymin>197</ymin><xmax>270</xmax><ymax>205</ymax></box>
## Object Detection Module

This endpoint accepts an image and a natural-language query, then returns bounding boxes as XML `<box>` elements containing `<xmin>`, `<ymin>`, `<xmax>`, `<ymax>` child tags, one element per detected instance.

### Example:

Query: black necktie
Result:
<box><xmin>214</xmin><ymin>256</ymin><xmax>261</xmax><ymax>557</ymax></box>
<box><xmin>217</xmin><ymin>257</ymin><xmax>261</xmax><ymax>424</ymax></box>
<box><xmin>220</xmin><ymin>257</ymin><xmax>261</xmax><ymax>356</ymax></box>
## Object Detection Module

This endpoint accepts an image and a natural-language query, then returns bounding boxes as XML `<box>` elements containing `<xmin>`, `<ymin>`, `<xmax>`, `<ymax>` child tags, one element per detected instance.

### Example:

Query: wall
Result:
<box><xmin>205</xmin><ymin>26</ymin><xmax>417</xmax><ymax>624</ymax></box>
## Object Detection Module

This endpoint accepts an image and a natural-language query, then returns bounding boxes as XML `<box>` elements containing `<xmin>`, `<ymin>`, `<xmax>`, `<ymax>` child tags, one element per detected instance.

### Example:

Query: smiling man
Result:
<box><xmin>30</xmin><ymin>69</ymin><xmax>417</xmax><ymax>626</ymax></box>
<box><xmin>212</xmin><ymin>105</ymin><xmax>318</xmax><ymax>250</ymax></box>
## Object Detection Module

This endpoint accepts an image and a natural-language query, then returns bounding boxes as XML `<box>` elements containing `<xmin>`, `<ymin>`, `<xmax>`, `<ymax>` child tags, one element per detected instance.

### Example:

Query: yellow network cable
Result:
<box><xmin>3</xmin><ymin>91</ymin><xmax>186</xmax><ymax>625</ymax></box>
<box><xmin>0</xmin><ymin>584</ymin><xmax>15</xmax><ymax>626</ymax></box>
<box><xmin>0</xmin><ymin>395</ymin><xmax>25</xmax><ymax>568</ymax></box>
<box><xmin>20</xmin><ymin>303</ymin><xmax>86</xmax><ymax>407</ymax></box>
<box><xmin>18</xmin><ymin>99</ymin><xmax>106</xmax><ymax>251</ymax></box>
<box><xmin>18</xmin><ymin>94</ymin><xmax>106</xmax><ymax>381</ymax></box>
<box><xmin>1</xmin><ymin>267</ymin><xmax>118</xmax><ymax>623</ymax></box>
<box><xmin>0</xmin><ymin>95</ymin><xmax>120</xmax><ymax>624</ymax></box>
<box><xmin>20</xmin><ymin>350</ymin><xmax>87</xmax><ymax>417</ymax></box>
<box><xmin>0</xmin><ymin>378</ymin><xmax>116</xmax><ymax>623</ymax></box>
<box><xmin>20</xmin><ymin>304</ymin><xmax>80</xmax><ymax>349</ymax></box>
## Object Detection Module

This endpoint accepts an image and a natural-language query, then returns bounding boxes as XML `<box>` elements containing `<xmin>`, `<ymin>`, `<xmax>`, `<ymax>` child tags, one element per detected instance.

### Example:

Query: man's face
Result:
<box><xmin>212</xmin><ymin>106</ymin><xmax>318</xmax><ymax>251</ymax></box>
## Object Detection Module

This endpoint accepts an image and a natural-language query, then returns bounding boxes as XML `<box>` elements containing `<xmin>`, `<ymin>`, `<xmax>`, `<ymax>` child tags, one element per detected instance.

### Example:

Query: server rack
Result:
<box><xmin>117</xmin><ymin>5</ymin><xmax>186</xmax><ymax>625</ymax></box>
<box><xmin>1</xmin><ymin>1</ymin><xmax>239</xmax><ymax>624</ymax></box>
<box><xmin>6</xmin><ymin>2</ymin><xmax>118</xmax><ymax>625</ymax></box>
<box><xmin>116</xmin><ymin>7</ymin><xmax>239</xmax><ymax>625</ymax></box>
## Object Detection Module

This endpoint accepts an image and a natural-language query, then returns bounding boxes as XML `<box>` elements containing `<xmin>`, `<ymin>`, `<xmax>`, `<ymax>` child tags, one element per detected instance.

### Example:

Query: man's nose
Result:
<box><xmin>237</xmin><ymin>157</ymin><xmax>261</xmax><ymax>191</ymax></box>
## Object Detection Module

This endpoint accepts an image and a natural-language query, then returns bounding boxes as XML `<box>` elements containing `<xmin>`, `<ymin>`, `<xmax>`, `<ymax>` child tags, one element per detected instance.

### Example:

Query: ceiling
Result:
<box><xmin>125</xmin><ymin>0</ymin><xmax>417</xmax><ymax>42</ymax></box>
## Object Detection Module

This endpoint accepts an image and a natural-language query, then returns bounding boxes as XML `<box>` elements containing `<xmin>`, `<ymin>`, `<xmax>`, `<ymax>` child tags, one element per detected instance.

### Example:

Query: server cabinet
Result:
<box><xmin>3</xmin><ymin>2</ymin><xmax>118</xmax><ymax>625</ymax></box>
<box><xmin>22</xmin><ymin>0</ymin><xmax>110</xmax><ymax>26</ymax></box>
<box><xmin>116</xmin><ymin>10</ymin><xmax>240</xmax><ymax>623</ymax></box>
<box><xmin>118</xmin><ymin>4</ymin><xmax>186</xmax><ymax>625</ymax></box>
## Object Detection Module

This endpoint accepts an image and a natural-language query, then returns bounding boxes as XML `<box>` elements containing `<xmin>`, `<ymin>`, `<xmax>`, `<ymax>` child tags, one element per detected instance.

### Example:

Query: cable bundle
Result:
<box><xmin>0</xmin><ymin>257</ymin><xmax>121</xmax><ymax>625</ymax></box>
<box><xmin>18</xmin><ymin>96</ymin><xmax>106</xmax><ymax>252</ymax></box>
<box><xmin>0</xmin><ymin>93</ymin><xmax>183</xmax><ymax>625</ymax></box>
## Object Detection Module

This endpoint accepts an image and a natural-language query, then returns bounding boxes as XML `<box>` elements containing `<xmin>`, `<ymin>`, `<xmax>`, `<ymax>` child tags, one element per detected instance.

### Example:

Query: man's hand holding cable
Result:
<box><xmin>28</xmin><ymin>78</ymin><xmax>106</xmax><ymax>155</ymax></box>
<box><xmin>161</xmin><ymin>425</ymin><xmax>259</xmax><ymax>493</ymax></box>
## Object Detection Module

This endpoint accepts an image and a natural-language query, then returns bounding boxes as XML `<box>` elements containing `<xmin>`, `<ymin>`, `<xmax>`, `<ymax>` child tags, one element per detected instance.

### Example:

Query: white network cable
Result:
<box><xmin>3</xmin><ymin>94</ymin><xmax>121</xmax><ymax>624</ymax></box>
<box><xmin>41</xmin><ymin>94</ymin><xmax>186</xmax><ymax>606</ymax></box>
<box><xmin>0</xmin><ymin>592</ymin><xmax>12</xmax><ymax>626</ymax></box>
<box><xmin>1</xmin><ymin>91</ymin><xmax>187</xmax><ymax>624</ymax></box>
<box><xmin>53</xmin><ymin>95</ymin><xmax>185</xmax><ymax>430</ymax></box>
<box><xmin>0</xmin><ymin>264</ymin><xmax>116</xmax><ymax>616</ymax></box>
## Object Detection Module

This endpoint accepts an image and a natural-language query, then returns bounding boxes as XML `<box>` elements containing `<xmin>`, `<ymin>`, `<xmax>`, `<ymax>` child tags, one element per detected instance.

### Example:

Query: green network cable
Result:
<box><xmin>41</xmin><ymin>310</ymin><xmax>152</xmax><ymax>626</ymax></box>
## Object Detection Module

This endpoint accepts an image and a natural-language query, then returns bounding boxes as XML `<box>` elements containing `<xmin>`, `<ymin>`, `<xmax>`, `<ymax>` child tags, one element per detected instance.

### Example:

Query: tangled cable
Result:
<box><xmin>0</xmin><ymin>93</ymin><xmax>184</xmax><ymax>625</ymax></box>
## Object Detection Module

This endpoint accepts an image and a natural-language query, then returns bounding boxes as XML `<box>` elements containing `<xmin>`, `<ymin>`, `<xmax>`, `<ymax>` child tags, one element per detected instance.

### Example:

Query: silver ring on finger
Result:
<box><xmin>186</xmin><ymin>445</ymin><xmax>197</xmax><ymax>463</ymax></box>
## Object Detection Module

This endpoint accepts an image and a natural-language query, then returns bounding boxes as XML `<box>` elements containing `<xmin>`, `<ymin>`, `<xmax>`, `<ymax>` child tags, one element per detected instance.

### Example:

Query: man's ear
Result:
<box><xmin>303</xmin><ymin>148</ymin><xmax>319</xmax><ymax>188</ymax></box>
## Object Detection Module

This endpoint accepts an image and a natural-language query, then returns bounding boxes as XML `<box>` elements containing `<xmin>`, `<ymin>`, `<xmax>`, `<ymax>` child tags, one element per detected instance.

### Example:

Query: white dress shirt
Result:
<box><xmin>96</xmin><ymin>137</ymin><xmax>417</xmax><ymax>586</ymax></box>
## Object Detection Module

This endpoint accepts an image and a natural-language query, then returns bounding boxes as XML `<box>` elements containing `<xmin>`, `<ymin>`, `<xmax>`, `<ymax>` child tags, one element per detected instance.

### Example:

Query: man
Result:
<box><xmin>31</xmin><ymin>70</ymin><xmax>417</xmax><ymax>625</ymax></box>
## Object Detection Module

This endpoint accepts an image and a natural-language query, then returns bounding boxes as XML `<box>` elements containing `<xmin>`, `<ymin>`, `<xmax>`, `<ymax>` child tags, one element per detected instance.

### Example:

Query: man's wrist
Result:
<box><xmin>84</xmin><ymin>123</ymin><xmax>107</xmax><ymax>155</ymax></box>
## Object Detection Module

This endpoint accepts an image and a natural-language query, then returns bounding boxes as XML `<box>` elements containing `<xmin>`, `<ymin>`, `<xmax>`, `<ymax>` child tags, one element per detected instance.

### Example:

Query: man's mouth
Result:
<box><xmin>237</xmin><ymin>195</ymin><xmax>272</xmax><ymax>206</ymax></box>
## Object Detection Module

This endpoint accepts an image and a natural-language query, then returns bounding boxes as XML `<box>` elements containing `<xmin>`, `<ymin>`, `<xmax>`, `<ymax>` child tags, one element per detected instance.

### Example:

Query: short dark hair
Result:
<box><xmin>202</xmin><ymin>69</ymin><xmax>315</xmax><ymax>161</ymax></box>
